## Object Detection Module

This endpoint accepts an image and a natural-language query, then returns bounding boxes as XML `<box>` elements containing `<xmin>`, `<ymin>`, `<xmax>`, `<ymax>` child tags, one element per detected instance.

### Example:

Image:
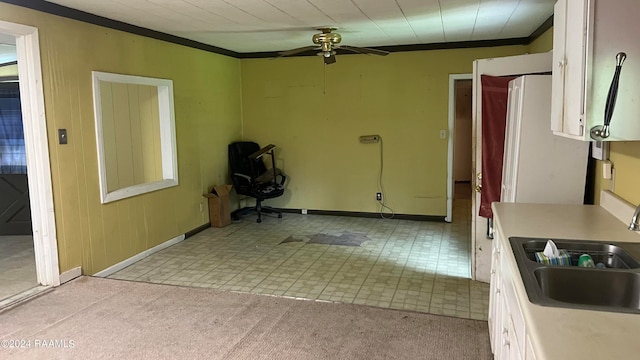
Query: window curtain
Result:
<box><xmin>479</xmin><ymin>75</ymin><xmax>516</xmax><ymax>218</ymax></box>
<box><xmin>0</xmin><ymin>82</ymin><xmax>26</xmax><ymax>174</ymax></box>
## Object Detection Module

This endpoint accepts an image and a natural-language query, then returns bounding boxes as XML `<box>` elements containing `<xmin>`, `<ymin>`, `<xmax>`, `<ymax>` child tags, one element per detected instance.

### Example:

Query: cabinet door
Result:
<box><xmin>551</xmin><ymin>0</ymin><xmax>589</xmax><ymax>139</ymax></box>
<box><xmin>507</xmin><ymin>316</ymin><xmax>523</xmax><ymax>360</ymax></box>
<box><xmin>552</xmin><ymin>0</ymin><xmax>640</xmax><ymax>141</ymax></box>
<box><xmin>550</xmin><ymin>0</ymin><xmax>567</xmax><ymax>134</ymax></box>
<box><xmin>584</xmin><ymin>0</ymin><xmax>640</xmax><ymax>140</ymax></box>
<box><xmin>488</xmin><ymin>238</ymin><xmax>502</xmax><ymax>354</ymax></box>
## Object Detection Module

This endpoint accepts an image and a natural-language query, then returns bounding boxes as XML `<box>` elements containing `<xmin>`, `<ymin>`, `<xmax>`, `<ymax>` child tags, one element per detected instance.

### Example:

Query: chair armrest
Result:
<box><xmin>249</xmin><ymin>144</ymin><xmax>276</xmax><ymax>160</ymax></box>
<box><xmin>232</xmin><ymin>173</ymin><xmax>253</xmax><ymax>182</ymax></box>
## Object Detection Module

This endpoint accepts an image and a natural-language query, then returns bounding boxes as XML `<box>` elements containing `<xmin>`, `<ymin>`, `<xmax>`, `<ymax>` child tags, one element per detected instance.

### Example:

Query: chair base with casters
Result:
<box><xmin>231</xmin><ymin>201</ymin><xmax>283</xmax><ymax>224</ymax></box>
<box><xmin>231</xmin><ymin>184</ymin><xmax>285</xmax><ymax>223</ymax></box>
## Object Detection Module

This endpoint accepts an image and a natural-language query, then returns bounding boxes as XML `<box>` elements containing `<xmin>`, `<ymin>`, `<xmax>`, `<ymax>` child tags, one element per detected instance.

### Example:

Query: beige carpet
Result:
<box><xmin>0</xmin><ymin>277</ymin><xmax>491</xmax><ymax>359</ymax></box>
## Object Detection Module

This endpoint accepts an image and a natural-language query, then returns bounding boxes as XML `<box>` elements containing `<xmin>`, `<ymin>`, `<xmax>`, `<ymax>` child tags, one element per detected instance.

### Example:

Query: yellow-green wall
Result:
<box><xmin>1</xmin><ymin>3</ymin><xmax>242</xmax><ymax>274</ymax></box>
<box><xmin>528</xmin><ymin>27</ymin><xmax>553</xmax><ymax>53</ymax></box>
<box><xmin>241</xmin><ymin>45</ymin><xmax>530</xmax><ymax>216</ymax></box>
<box><xmin>595</xmin><ymin>143</ymin><xmax>640</xmax><ymax>205</ymax></box>
<box><xmin>0</xmin><ymin>64</ymin><xmax>18</xmax><ymax>76</ymax></box>
<box><xmin>608</xmin><ymin>143</ymin><xmax>640</xmax><ymax>204</ymax></box>
<box><xmin>0</xmin><ymin>2</ymin><xmax>583</xmax><ymax>277</ymax></box>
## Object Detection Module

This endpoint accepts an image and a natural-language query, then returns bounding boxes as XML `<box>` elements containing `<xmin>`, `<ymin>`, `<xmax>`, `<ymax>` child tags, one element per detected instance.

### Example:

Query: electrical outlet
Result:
<box><xmin>199</xmin><ymin>203</ymin><xmax>203</xmax><ymax>212</ymax></box>
<box><xmin>301</xmin><ymin>209</ymin><xmax>308</xmax><ymax>215</ymax></box>
<box><xmin>376</xmin><ymin>192</ymin><xmax>382</xmax><ymax>201</ymax></box>
<box><xmin>359</xmin><ymin>135</ymin><xmax>380</xmax><ymax>144</ymax></box>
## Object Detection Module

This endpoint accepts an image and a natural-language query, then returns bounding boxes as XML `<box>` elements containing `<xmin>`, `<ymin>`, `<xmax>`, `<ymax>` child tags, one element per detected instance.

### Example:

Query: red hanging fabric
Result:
<box><xmin>479</xmin><ymin>75</ymin><xmax>516</xmax><ymax>218</ymax></box>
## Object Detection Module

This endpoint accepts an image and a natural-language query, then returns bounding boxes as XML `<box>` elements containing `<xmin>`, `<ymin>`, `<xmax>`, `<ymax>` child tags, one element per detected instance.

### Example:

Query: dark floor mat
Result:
<box><xmin>280</xmin><ymin>232</ymin><xmax>370</xmax><ymax>246</ymax></box>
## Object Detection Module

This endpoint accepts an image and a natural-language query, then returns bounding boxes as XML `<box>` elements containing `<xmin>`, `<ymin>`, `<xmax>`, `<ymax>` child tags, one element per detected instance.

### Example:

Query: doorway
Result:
<box><xmin>0</xmin><ymin>20</ymin><xmax>60</xmax><ymax>307</ymax></box>
<box><xmin>447</xmin><ymin>74</ymin><xmax>473</xmax><ymax>222</ymax></box>
<box><xmin>0</xmin><ymin>42</ymin><xmax>38</xmax><ymax>300</ymax></box>
<box><xmin>453</xmin><ymin>79</ymin><xmax>473</xmax><ymax>200</ymax></box>
<box><xmin>445</xmin><ymin>74</ymin><xmax>474</xmax><ymax>283</ymax></box>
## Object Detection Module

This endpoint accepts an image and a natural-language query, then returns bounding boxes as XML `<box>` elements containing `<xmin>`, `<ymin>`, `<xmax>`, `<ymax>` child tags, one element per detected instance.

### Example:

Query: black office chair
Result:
<box><xmin>228</xmin><ymin>141</ymin><xmax>286</xmax><ymax>223</ymax></box>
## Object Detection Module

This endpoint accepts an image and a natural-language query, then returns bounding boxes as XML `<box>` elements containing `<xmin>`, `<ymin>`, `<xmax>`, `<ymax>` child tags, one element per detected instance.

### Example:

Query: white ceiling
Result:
<box><xmin>44</xmin><ymin>0</ymin><xmax>554</xmax><ymax>53</ymax></box>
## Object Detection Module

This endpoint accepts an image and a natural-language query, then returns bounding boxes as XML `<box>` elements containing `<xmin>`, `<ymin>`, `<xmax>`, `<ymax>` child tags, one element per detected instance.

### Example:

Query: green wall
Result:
<box><xmin>1</xmin><ymin>2</ymin><xmax>242</xmax><ymax>274</ymax></box>
<box><xmin>241</xmin><ymin>45</ymin><xmax>530</xmax><ymax>216</ymax></box>
<box><xmin>528</xmin><ymin>27</ymin><xmax>553</xmax><ymax>53</ymax></box>
<box><xmin>595</xmin><ymin>143</ymin><xmax>640</xmax><ymax>205</ymax></box>
<box><xmin>0</xmin><ymin>0</ymin><xmax>585</xmax><ymax>278</ymax></box>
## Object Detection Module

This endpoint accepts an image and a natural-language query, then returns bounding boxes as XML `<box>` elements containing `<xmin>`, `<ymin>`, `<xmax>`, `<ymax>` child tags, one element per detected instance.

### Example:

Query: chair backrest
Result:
<box><xmin>228</xmin><ymin>141</ymin><xmax>268</xmax><ymax>187</ymax></box>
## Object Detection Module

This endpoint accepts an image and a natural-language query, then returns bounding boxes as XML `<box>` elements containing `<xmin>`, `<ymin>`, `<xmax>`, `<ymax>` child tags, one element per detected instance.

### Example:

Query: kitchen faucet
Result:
<box><xmin>630</xmin><ymin>203</ymin><xmax>640</xmax><ymax>231</ymax></box>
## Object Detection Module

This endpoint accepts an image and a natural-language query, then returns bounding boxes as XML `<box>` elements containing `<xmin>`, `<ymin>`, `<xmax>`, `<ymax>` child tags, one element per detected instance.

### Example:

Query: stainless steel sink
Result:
<box><xmin>519</xmin><ymin>238</ymin><xmax>640</xmax><ymax>269</ymax></box>
<box><xmin>534</xmin><ymin>267</ymin><xmax>640</xmax><ymax>310</ymax></box>
<box><xmin>509</xmin><ymin>237</ymin><xmax>640</xmax><ymax>314</ymax></box>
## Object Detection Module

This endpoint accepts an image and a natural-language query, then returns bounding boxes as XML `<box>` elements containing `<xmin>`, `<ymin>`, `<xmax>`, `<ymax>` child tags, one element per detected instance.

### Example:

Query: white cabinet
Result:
<box><xmin>489</xmin><ymin>227</ymin><xmax>537</xmax><ymax>360</ymax></box>
<box><xmin>551</xmin><ymin>0</ymin><xmax>640</xmax><ymax>141</ymax></box>
<box><xmin>488</xmin><ymin>231</ymin><xmax>502</xmax><ymax>354</ymax></box>
<box><xmin>502</xmin><ymin>75</ymin><xmax>588</xmax><ymax>205</ymax></box>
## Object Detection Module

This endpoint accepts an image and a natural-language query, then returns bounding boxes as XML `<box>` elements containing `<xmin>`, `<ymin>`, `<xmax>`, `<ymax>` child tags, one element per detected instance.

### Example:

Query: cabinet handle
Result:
<box><xmin>590</xmin><ymin>52</ymin><xmax>627</xmax><ymax>140</ymax></box>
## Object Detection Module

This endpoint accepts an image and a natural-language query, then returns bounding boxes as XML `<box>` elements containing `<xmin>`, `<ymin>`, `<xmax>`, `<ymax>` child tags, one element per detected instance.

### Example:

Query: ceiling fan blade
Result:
<box><xmin>339</xmin><ymin>45</ymin><xmax>389</xmax><ymax>56</ymax></box>
<box><xmin>278</xmin><ymin>45</ymin><xmax>320</xmax><ymax>57</ymax></box>
<box><xmin>324</xmin><ymin>54</ymin><xmax>336</xmax><ymax>65</ymax></box>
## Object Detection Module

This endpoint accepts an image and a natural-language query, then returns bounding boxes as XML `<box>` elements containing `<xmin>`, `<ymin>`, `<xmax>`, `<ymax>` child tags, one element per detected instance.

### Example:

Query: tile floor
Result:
<box><xmin>0</xmin><ymin>235</ymin><xmax>38</xmax><ymax>301</ymax></box>
<box><xmin>110</xmin><ymin>186</ymin><xmax>489</xmax><ymax>321</ymax></box>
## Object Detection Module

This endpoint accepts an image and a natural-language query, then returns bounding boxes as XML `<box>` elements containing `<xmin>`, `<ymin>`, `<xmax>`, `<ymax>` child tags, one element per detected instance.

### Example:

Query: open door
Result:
<box><xmin>0</xmin><ymin>20</ymin><xmax>60</xmax><ymax>289</ymax></box>
<box><xmin>471</xmin><ymin>53</ymin><xmax>552</xmax><ymax>282</ymax></box>
<box><xmin>0</xmin><ymin>82</ymin><xmax>32</xmax><ymax>235</ymax></box>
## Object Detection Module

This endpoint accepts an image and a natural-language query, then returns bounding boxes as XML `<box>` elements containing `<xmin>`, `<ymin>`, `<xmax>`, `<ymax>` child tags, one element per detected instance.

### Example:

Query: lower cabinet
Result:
<box><xmin>489</xmin><ymin>228</ymin><xmax>537</xmax><ymax>360</ymax></box>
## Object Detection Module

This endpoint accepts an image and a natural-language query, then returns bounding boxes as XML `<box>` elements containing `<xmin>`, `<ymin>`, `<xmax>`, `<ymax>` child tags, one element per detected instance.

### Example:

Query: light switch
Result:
<box><xmin>58</xmin><ymin>129</ymin><xmax>67</xmax><ymax>144</ymax></box>
<box><xmin>439</xmin><ymin>130</ymin><xmax>447</xmax><ymax>139</ymax></box>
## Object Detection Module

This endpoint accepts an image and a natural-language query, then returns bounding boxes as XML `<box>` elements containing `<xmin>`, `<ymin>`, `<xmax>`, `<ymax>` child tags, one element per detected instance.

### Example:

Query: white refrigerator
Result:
<box><xmin>501</xmin><ymin>75</ymin><xmax>589</xmax><ymax>204</ymax></box>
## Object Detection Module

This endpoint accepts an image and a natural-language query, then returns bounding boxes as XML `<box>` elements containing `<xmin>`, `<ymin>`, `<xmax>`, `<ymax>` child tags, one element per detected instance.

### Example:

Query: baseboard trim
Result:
<box><xmin>185</xmin><ymin>223</ymin><xmax>210</xmax><ymax>238</ymax></box>
<box><xmin>277</xmin><ymin>208</ymin><xmax>446</xmax><ymax>222</ymax></box>
<box><xmin>59</xmin><ymin>266</ymin><xmax>82</xmax><ymax>284</ymax></box>
<box><xmin>93</xmin><ymin>234</ymin><xmax>186</xmax><ymax>277</ymax></box>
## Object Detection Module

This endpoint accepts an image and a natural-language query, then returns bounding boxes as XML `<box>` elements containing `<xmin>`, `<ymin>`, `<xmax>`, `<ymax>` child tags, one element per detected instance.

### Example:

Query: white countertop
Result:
<box><xmin>492</xmin><ymin>202</ymin><xmax>640</xmax><ymax>360</ymax></box>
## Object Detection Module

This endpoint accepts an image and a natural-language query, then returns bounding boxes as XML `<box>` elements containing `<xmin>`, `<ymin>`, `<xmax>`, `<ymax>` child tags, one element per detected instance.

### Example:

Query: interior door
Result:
<box><xmin>0</xmin><ymin>174</ymin><xmax>31</xmax><ymax>235</ymax></box>
<box><xmin>471</xmin><ymin>53</ymin><xmax>552</xmax><ymax>282</ymax></box>
<box><xmin>0</xmin><ymin>82</ymin><xmax>31</xmax><ymax>235</ymax></box>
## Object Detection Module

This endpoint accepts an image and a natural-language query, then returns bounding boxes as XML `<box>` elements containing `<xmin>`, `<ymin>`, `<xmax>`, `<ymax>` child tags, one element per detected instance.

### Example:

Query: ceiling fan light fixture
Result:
<box><xmin>312</xmin><ymin>31</ymin><xmax>341</xmax><ymax>46</ymax></box>
<box><xmin>320</xmin><ymin>42</ymin><xmax>333</xmax><ymax>53</ymax></box>
<box><xmin>278</xmin><ymin>27</ymin><xmax>388</xmax><ymax>64</ymax></box>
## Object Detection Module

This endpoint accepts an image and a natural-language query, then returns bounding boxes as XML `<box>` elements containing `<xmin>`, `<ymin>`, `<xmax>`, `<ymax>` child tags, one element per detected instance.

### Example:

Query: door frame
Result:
<box><xmin>0</xmin><ymin>20</ymin><xmax>60</xmax><ymax>286</ymax></box>
<box><xmin>446</xmin><ymin>73</ymin><xmax>473</xmax><ymax>222</ymax></box>
<box><xmin>471</xmin><ymin>53</ymin><xmax>552</xmax><ymax>282</ymax></box>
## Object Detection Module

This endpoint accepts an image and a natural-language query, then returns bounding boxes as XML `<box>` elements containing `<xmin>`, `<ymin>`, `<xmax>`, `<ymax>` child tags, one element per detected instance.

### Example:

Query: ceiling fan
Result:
<box><xmin>278</xmin><ymin>27</ymin><xmax>389</xmax><ymax>64</ymax></box>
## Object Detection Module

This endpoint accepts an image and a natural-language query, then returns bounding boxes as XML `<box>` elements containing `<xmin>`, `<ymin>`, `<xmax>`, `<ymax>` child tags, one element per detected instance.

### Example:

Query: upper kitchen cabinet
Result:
<box><xmin>551</xmin><ymin>0</ymin><xmax>640</xmax><ymax>141</ymax></box>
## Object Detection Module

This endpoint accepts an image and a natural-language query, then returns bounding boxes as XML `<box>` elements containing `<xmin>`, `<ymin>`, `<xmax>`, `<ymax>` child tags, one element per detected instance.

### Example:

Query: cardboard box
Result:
<box><xmin>203</xmin><ymin>184</ymin><xmax>233</xmax><ymax>228</ymax></box>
